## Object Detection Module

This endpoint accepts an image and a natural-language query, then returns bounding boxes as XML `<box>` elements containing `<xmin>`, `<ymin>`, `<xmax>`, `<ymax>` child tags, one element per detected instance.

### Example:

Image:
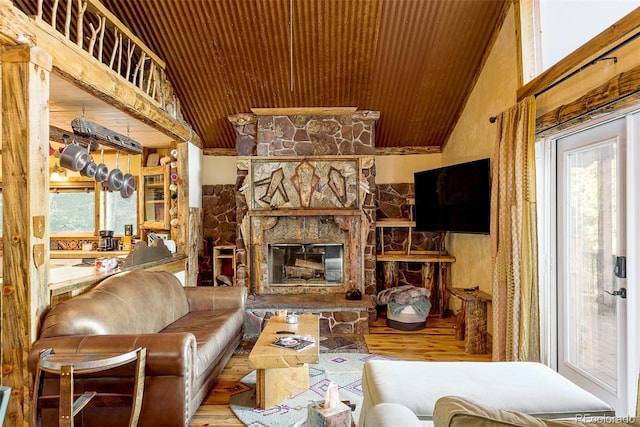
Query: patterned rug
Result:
<box><xmin>229</xmin><ymin>353</ymin><xmax>395</xmax><ymax>427</ymax></box>
<box><xmin>234</xmin><ymin>334</ymin><xmax>369</xmax><ymax>355</ymax></box>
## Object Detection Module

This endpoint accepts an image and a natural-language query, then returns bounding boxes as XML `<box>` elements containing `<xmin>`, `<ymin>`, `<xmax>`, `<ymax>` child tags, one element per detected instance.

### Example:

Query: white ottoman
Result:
<box><xmin>359</xmin><ymin>361</ymin><xmax>614</xmax><ymax>427</ymax></box>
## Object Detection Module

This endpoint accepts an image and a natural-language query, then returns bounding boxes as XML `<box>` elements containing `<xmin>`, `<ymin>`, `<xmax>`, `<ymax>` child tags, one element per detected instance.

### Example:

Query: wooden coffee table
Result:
<box><xmin>248</xmin><ymin>314</ymin><xmax>320</xmax><ymax>409</ymax></box>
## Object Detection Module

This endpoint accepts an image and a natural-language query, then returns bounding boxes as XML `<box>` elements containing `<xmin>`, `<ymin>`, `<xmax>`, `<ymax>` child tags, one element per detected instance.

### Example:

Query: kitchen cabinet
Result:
<box><xmin>139</xmin><ymin>165</ymin><xmax>170</xmax><ymax>230</ymax></box>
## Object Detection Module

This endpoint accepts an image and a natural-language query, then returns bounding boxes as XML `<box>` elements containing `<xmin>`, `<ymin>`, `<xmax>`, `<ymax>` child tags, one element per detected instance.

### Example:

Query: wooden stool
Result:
<box><xmin>33</xmin><ymin>347</ymin><xmax>146</xmax><ymax>427</ymax></box>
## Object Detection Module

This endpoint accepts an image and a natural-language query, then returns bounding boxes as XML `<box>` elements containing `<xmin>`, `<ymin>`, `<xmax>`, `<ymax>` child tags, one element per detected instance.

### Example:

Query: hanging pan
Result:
<box><xmin>94</xmin><ymin>147</ymin><xmax>109</xmax><ymax>183</ymax></box>
<box><xmin>120</xmin><ymin>154</ymin><xmax>136</xmax><ymax>198</ymax></box>
<box><xmin>107</xmin><ymin>151</ymin><xmax>124</xmax><ymax>192</ymax></box>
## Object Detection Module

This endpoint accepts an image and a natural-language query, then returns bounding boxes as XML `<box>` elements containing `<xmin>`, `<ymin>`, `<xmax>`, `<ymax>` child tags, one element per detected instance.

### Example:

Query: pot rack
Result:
<box><xmin>49</xmin><ymin>118</ymin><xmax>143</xmax><ymax>155</ymax></box>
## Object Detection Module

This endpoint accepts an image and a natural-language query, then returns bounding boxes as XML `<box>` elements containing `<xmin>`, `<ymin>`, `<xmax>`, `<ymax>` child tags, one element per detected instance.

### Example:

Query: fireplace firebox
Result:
<box><xmin>269</xmin><ymin>243</ymin><xmax>343</xmax><ymax>286</ymax></box>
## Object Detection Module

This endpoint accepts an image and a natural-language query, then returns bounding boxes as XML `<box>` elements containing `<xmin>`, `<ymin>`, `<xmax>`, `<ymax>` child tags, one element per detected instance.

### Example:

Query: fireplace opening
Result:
<box><xmin>268</xmin><ymin>243</ymin><xmax>343</xmax><ymax>286</ymax></box>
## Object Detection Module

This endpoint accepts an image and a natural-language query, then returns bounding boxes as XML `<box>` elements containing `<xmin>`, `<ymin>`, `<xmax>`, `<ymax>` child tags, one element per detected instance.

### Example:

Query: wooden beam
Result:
<box><xmin>1</xmin><ymin>45</ymin><xmax>52</xmax><ymax>427</ymax></box>
<box><xmin>251</xmin><ymin>107</ymin><xmax>358</xmax><ymax>116</ymax></box>
<box><xmin>374</xmin><ymin>146</ymin><xmax>442</xmax><ymax>155</ymax></box>
<box><xmin>518</xmin><ymin>7</ymin><xmax>640</xmax><ymax>100</ymax></box>
<box><xmin>49</xmin><ymin>125</ymin><xmax>98</xmax><ymax>150</ymax></box>
<box><xmin>536</xmin><ymin>63</ymin><xmax>640</xmax><ymax>136</ymax></box>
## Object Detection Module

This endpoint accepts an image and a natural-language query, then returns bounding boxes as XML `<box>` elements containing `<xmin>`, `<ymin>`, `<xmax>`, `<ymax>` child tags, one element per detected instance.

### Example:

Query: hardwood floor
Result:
<box><xmin>188</xmin><ymin>314</ymin><xmax>491</xmax><ymax>426</ymax></box>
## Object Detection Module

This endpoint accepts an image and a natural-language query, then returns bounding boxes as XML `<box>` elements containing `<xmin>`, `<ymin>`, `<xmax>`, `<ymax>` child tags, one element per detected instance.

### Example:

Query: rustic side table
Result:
<box><xmin>448</xmin><ymin>288</ymin><xmax>492</xmax><ymax>354</ymax></box>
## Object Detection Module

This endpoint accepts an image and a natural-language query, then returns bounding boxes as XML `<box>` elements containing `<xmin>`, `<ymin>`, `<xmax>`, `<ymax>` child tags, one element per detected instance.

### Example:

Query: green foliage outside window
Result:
<box><xmin>49</xmin><ymin>191</ymin><xmax>95</xmax><ymax>233</ymax></box>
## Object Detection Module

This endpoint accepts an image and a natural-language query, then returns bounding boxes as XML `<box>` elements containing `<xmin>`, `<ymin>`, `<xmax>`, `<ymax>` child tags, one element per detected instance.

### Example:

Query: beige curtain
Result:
<box><xmin>491</xmin><ymin>96</ymin><xmax>540</xmax><ymax>362</ymax></box>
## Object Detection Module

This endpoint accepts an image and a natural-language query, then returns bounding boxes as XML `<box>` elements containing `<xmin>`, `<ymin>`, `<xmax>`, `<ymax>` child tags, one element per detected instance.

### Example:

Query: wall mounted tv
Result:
<box><xmin>414</xmin><ymin>158</ymin><xmax>491</xmax><ymax>234</ymax></box>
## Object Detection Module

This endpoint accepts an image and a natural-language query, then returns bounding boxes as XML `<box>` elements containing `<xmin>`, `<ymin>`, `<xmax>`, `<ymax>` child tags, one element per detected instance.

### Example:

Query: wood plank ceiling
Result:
<box><xmin>27</xmin><ymin>0</ymin><xmax>510</xmax><ymax>153</ymax></box>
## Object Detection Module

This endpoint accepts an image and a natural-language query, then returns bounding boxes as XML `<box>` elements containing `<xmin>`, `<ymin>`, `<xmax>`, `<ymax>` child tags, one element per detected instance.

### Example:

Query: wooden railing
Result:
<box><xmin>33</xmin><ymin>0</ymin><xmax>182</xmax><ymax>119</ymax></box>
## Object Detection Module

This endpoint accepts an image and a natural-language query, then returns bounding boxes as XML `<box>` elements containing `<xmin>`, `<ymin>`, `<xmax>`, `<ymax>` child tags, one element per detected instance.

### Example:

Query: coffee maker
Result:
<box><xmin>98</xmin><ymin>229</ymin><xmax>115</xmax><ymax>251</ymax></box>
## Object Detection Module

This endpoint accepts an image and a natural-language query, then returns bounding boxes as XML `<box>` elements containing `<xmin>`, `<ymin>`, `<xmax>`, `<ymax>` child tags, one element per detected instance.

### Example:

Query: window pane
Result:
<box><xmin>104</xmin><ymin>190</ymin><xmax>137</xmax><ymax>236</ymax></box>
<box><xmin>538</xmin><ymin>1</ymin><xmax>639</xmax><ymax>72</ymax></box>
<box><xmin>50</xmin><ymin>191</ymin><xmax>95</xmax><ymax>233</ymax></box>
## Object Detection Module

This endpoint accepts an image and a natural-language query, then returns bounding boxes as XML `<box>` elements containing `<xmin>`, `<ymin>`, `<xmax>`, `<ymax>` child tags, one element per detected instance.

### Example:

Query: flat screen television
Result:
<box><xmin>414</xmin><ymin>158</ymin><xmax>491</xmax><ymax>234</ymax></box>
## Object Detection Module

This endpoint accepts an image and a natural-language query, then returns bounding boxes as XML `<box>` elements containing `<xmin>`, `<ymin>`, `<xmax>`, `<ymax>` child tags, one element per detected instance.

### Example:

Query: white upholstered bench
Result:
<box><xmin>359</xmin><ymin>361</ymin><xmax>615</xmax><ymax>427</ymax></box>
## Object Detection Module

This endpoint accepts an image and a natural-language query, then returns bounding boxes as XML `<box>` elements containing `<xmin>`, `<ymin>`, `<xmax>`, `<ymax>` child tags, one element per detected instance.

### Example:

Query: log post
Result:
<box><xmin>422</xmin><ymin>262</ymin><xmax>436</xmax><ymax>310</ymax></box>
<box><xmin>1</xmin><ymin>45</ymin><xmax>52</xmax><ymax>426</ymax></box>
<box><xmin>382</xmin><ymin>261</ymin><xmax>398</xmax><ymax>288</ymax></box>
<box><xmin>176</xmin><ymin>141</ymin><xmax>201</xmax><ymax>287</ymax></box>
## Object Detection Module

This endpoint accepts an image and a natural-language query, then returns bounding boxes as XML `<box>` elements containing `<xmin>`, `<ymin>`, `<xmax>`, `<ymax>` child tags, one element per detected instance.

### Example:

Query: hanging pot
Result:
<box><xmin>94</xmin><ymin>147</ymin><xmax>108</xmax><ymax>183</ymax></box>
<box><xmin>80</xmin><ymin>161</ymin><xmax>97</xmax><ymax>178</ymax></box>
<box><xmin>80</xmin><ymin>145</ymin><xmax>97</xmax><ymax>178</ymax></box>
<box><xmin>59</xmin><ymin>143</ymin><xmax>90</xmax><ymax>171</ymax></box>
<box><xmin>120</xmin><ymin>154</ymin><xmax>136</xmax><ymax>198</ymax></box>
<box><xmin>107</xmin><ymin>151</ymin><xmax>123</xmax><ymax>192</ymax></box>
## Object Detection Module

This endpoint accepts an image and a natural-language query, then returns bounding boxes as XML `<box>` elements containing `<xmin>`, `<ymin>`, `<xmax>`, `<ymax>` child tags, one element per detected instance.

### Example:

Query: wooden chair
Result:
<box><xmin>32</xmin><ymin>347</ymin><xmax>146</xmax><ymax>427</ymax></box>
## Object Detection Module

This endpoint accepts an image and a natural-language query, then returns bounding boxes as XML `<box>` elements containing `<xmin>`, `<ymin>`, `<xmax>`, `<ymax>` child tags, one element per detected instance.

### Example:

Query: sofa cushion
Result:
<box><xmin>39</xmin><ymin>270</ymin><xmax>190</xmax><ymax>338</ymax></box>
<box><xmin>433</xmin><ymin>396</ymin><xmax>640</xmax><ymax>427</ymax></box>
<box><xmin>161</xmin><ymin>308</ymin><xmax>245</xmax><ymax>377</ymax></box>
<box><xmin>360</xmin><ymin>361</ymin><xmax>614</xmax><ymax>422</ymax></box>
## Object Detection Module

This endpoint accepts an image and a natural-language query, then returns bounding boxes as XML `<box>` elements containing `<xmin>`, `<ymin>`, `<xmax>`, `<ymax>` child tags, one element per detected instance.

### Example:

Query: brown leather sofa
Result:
<box><xmin>28</xmin><ymin>269</ymin><xmax>246</xmax><ymax>427</ymax></box>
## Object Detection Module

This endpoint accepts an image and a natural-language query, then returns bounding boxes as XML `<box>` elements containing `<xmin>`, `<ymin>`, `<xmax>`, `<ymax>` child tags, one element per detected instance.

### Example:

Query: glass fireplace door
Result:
<box><xmin>269</xmin><ymin>243</ymin><xmax>343</xmax><ymax>286</ymax></box>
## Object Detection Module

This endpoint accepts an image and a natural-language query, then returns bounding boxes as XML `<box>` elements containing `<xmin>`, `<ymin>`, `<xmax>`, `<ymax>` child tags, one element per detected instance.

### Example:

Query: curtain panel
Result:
<box><xmin>491</xmin><ymin>96</ymin><xmax>540</xmax><ymax>362</ymax></box>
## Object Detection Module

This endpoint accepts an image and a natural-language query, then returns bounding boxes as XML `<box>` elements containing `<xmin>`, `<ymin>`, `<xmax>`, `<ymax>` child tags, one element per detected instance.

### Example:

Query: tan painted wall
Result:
<box><xmin>442</xmin><ymin>5</ymin><xmax>519</xmax><ymax>297</ymax></box>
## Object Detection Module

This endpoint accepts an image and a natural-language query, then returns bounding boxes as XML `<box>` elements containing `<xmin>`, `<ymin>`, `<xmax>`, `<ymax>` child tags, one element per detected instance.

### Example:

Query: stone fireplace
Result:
<box><xmin>228</xmin><ymin>108</ymin><xmax>379</xmax><ymax>296</ymax></box>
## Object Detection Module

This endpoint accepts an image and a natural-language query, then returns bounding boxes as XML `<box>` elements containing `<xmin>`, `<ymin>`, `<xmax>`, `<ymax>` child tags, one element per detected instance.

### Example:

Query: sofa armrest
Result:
<box><xmin>28</xmin><ymin>333</ymin><xmax>197</xmax><ymax>378</ymax></box>
<box><xmin>185</xmin><ymin>286</ymin><xmax>247</xmax><ymax>311</ymax></box>
<box><xmin>364</xmin><ymin>403</ymin><xmax>423</xmax><ymax>427</ymax></box>
<box><xmin>433</xmin><ymin>396</ymin><xmax>548</xmax><ymax>427</ymax></box>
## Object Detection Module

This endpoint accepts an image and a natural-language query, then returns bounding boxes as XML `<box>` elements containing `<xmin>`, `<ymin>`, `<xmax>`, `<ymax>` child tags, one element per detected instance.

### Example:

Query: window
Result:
<box><xmin>536</xmin><ymin>0</ymin><xmax>640</xmax><ymax>73</ymax></box>
<box><xmin>49</xmin><ymin>185</ymin><xmax>95</xmax><ymax>234</ymax></box>
<box><xmin>49</xmin><ymin>181</ymin><xmax>138</xmax><ymax>236</ymax></box>
<box><xmin>101</xmin><ymin>184</ymin><xmax>138</xmax><ymax>236</ymax></box>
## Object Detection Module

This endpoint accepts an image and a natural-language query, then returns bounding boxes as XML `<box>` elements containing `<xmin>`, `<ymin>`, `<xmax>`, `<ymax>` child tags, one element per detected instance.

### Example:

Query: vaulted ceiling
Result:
<box><xmin>20</xmin><ymin>0</ymin><xmax>510</xmax><ymax>153</ymax></box>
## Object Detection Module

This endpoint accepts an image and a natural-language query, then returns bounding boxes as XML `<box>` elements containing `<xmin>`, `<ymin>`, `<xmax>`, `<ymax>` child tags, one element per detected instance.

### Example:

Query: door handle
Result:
<box><xmin>605</xmin><ymin>288</ymin><xmax>627</xmax><ymax>299</ymax></box>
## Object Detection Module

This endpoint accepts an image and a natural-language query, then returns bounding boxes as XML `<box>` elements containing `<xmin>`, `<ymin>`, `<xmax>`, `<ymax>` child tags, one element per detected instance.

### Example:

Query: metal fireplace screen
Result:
<box><xmin>268</xmin><ymin>243</ymin><xmax>343</xmax><ymax>286</ymax></box>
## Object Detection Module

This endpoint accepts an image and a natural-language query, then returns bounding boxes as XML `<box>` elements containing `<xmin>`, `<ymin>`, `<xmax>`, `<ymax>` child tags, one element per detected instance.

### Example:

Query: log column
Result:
<box><xmin>1</xmin><ymin>46</ymin><xmax>52</xmax><ymax>425</ymax></box>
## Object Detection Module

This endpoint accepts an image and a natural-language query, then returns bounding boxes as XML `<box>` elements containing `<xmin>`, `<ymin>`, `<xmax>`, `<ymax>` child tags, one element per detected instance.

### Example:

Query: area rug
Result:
<box><xmin>229</xmin><ymin>353</ymin><xmax>395</xmax><ymax>427</ymax></box>
<box><xmin>234</xmin><ymin>334</ymin><xmax>369</xmax><ymax>355</ymax></box>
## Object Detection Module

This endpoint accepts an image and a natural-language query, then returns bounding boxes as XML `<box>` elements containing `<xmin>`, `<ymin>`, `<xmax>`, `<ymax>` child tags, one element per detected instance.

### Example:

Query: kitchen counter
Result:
<box><xmin>50</xmin><ymin>250</ymin><xmax>130</xmax><ymax>259</ymax></box>
<box><xmin>48</xmin><ymin>254</ymin><xmax>187</xmax><ymax>305</ymax></box>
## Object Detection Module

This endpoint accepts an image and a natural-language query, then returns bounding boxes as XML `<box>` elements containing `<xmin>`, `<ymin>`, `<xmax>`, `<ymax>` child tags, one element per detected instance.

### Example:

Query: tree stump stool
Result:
<box><xmin>448</xmin><ymin>288</ymin><xmax>492</xmax><ymax>354</ymax></box>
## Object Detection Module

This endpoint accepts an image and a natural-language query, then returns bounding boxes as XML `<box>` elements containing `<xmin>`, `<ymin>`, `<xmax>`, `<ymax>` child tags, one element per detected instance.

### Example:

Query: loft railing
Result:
<box><xmin>32</xmin><ymin>0</ymin><xmax>182</xmax><ymax>119</ymax></box>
